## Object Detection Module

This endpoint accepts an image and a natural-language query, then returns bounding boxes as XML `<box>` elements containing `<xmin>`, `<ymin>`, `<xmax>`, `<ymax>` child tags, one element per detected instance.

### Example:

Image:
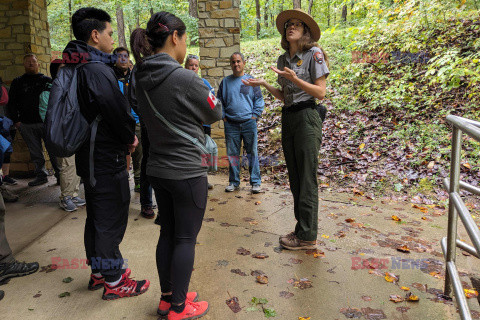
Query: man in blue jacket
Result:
<box><xmin>218</xmin><ymin>52</ymin><xmax>264</xmax><ymax>194</ymax></box>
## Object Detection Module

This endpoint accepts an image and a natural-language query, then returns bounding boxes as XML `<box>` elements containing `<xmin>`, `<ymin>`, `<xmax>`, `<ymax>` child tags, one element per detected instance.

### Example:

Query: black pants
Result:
<box><xmin>84</xmin><ymin>171</ymin><xmax>130</xmax><ymax>282</ymax></box>
<box><xmin>150</xmin><ymin>175</ymin><xmax>207</xmax><ymax>305</ymax></box>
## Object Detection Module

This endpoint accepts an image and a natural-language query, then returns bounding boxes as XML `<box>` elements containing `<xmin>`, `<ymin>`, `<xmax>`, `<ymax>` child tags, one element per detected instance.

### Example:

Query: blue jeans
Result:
<box><xmin>224</xmin><ymin>119</ymin><xmax>261</xmax><ymax>186</ymax></box>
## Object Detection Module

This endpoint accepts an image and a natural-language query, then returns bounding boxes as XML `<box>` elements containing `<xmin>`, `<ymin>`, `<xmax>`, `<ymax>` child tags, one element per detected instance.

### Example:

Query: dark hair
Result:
<box><xmin>185</xmin><ymin>54</ymin><xmax>199</xmax><ymax>65</ymax></box>
<box><xmin>130</xmin><ymin>11</ymin><xmax>186</xmax><ymax>65</ymax></box>
<box><xmin>280</xmin><ymin>20</ymin><xmax>330</xmax><ymax>68</ymax></box>
<box><xmin>72</xmin><ymin>7</ymin><xmax>111</xmax><ymax>42</ymax></box>
<box><xmin>50</xmin><ymin>59</ymin><xmax>62</xmax><ymax>79</ymax></box>
<box><xmin>23</xmin><ymin>53</ymin><xmax>37</xmax><ymax>61</ymax></box>
<box><xmin>230</xmin><ymin>52</ymin><xmax>245</xmax><ymax>62</ymax></box>
<box><xmin>113</xmin><ymin>47</ymin><xmax>130</xmax><ymax>56</ymax></box>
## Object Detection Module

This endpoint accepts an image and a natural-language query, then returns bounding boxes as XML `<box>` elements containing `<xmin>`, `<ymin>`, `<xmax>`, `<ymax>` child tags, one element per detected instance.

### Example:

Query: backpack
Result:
<box><xmin>44</xmin><ymin>62</ymin><xmax>102</xmax><ymax>186</ymax></box>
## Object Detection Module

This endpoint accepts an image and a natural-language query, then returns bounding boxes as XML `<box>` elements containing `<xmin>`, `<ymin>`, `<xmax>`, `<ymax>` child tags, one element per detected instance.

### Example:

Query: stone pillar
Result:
<box><xmin>0</xmin><ymin>0</ymin><xmax>53</xmax><ymax>177</ymax></box>
<box><xmin>197</xmin><ymin>0</ymin><xmax>241</xmax><ymax>160</ymax></box>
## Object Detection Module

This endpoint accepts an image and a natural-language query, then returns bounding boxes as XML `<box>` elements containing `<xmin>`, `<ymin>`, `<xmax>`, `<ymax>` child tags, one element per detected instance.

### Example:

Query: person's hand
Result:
<box><xmin>14</xmin><ymin>122</ymin><xmax>21</xmax><ymax>129</ymax></box>
<box><xmin>271</xmin><ymin>66</ymin><xmax>297</xmax><ymax>82</ymax></box>
<box><xmin>128</xmin><ymin>135</ymin><xmax>139</xmax><ymax>153</ymax></box>
<box><xmin>242</xmin><ymin>78</ymin><xmax>265</xmax><ymax>87</ymax></box>
<box><xmin>223</xmin><ymin>117</ymin><xmax>227</xmax><ymax>123</ymax></box>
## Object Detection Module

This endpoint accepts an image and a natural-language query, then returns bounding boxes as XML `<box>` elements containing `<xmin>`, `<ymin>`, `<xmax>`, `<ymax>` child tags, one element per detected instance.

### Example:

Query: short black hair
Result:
<box><xmin>72</xmin><ymin>7</ymin><xmax>111</xmax><ymax>42</ymax></box>
<box><xmin>113</xmin><ymin>47</ymin><xmax>130</xmax><ymax>56</ymax></box>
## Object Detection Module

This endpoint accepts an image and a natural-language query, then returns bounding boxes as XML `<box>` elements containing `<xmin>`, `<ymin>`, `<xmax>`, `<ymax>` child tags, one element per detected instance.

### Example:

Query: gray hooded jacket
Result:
<box><xmin>134</xmin><ymin>53</ymin><xmax>222</xmax><ymax>180</ymax></box>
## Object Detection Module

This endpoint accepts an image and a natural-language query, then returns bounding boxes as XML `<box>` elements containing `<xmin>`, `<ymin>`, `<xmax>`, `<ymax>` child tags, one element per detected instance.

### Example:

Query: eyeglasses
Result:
<box><xmin>187</xmin><ymin>54</ymin><xmax>199</xmax><ymax>60</ymax></box>
<box><xmin>284</xmin><ymin>21</ymin><xmax>304</xmax><ymax>29</ymax></box>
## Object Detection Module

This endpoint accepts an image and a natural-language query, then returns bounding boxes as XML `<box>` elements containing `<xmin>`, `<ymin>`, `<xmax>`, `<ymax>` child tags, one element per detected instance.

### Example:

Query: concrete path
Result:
<box><xmin>0</xmin><ymin>173</ymin><xmax>479</xmax><ymax>320</ymax></box>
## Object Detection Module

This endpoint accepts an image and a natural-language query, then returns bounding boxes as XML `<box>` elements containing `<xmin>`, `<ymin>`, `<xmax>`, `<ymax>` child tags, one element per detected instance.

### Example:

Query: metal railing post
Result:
<box><xmin>444</xmin><ymin>126</ymin><xmax>462</xmax><ymax>297</ymax></box>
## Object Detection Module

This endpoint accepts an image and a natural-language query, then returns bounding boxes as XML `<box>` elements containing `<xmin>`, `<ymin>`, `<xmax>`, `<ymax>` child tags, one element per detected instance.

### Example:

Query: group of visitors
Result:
<box><xmin>0</xmin><ymin>5</ymin><xmax>329</xmax><ymax>319</ymax></box>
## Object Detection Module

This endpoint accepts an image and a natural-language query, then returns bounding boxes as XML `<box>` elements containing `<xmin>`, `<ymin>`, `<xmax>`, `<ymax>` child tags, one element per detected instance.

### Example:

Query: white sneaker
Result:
<box><xmin>251</xmin><ymin>185</ymin><xmax>261</xmax><ymax>194</ymax></box>
<box><xmin>225</xmin><ymin>184</ymin><xmax>240</xmax><ymax>192</ymax></box>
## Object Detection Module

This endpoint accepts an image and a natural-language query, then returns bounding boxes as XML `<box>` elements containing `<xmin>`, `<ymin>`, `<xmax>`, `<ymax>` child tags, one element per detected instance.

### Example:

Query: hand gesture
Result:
<box><xmin>241</xmin><ymin>78</ymin><xmax>265</xmax><ymax>87</ymax></box>
<box><xmin>271</xmin><ymin>66</ymin><xmax>297</xmax><ymax>82</ymax></box>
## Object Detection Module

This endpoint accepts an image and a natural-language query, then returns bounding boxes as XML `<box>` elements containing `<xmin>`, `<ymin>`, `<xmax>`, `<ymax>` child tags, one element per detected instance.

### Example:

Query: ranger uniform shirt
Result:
<box><xmin>277</xmin><ymin>46</ymin><xmax>330</xmax><ymax>107</ymax></box>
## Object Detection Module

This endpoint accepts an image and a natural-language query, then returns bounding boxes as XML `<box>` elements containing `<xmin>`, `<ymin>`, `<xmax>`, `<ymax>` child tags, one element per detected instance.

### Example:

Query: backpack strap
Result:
<box><xmin>143</xmin><ymin>89</ymin><xmax>209</xmax><ymax>154</ymax></box>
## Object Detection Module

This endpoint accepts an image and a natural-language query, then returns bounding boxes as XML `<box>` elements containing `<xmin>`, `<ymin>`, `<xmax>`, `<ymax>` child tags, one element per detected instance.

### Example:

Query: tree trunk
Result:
<box><xmin>189</xmin><ymin>0</ymin><xmax>198</xmax><ymax>18</ymax></box>
<box><xmin>342</xmin><ymin>5</ymin><xmax>347</xmax><ymax>22</ymax></box>
<box><xmin>327</xmin><ymin>2</ymin><xmax>330</xmax><ymax>27</ymax></box>
<box><xmin>308</xmin><ymin>0</ymin><xmax>313</xmax><ymax>15</ymax></box>
<box><xmin>293</xmin><ymin>0</ymin><xmax>301</xmax><ymax>9</ymax></box>
<box><xmin>255</xmin><ymin>0</ymin><xmax>261</xmax><ymax>38</ymax></box>
<box><xmin>264</xmin><ymin>0</ymin><xmax>268</xmax><ymax>28</ymax></box>
<box><xmin>333</xmin><ymin>3</ymin><xmax>336</xmax><ymax>25</ymax></box>
<box><xmin>68</xmin><ymin>0</ymin><xmax>73</xmax><ymax>41</ymax></box>
<box><xmin>149</xmin><ymin>0</ymin><xmax>154</xmax><ymax>16</ymax></box>
<box><xmin>135</xmin><ymin>0</ymin><xmax>140</xmax><ymax>28</ymax></box>
<box><xmin>116</xmin><ymin>6</ymin><xmax>127</xmax><ymax>48</ymax></box>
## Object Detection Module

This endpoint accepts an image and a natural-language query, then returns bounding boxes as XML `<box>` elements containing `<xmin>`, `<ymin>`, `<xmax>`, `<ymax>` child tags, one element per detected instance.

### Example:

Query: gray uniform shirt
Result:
<box><xmin>277</xmin><ymin>46</ymin><xmax>330</xmax><ymax>107</ymax></box>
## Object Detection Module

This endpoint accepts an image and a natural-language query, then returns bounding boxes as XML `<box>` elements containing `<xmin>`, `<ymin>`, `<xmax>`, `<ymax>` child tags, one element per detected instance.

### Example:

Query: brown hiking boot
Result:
<box><xmin>279</xmin><ymin>231</ymin><xmax>296</xmax><ymax>243</ymax></box>
<box><xmin>280</xmin><ymin>234</ymin><xmax>317</xmax><ymax>250</ymax></box>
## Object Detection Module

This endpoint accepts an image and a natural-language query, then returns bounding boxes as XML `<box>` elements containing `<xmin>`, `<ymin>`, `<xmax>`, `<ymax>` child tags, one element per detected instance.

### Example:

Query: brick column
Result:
<box><xmin>197</xmin><ymin>0</ymin><xmax>241</xmax><ymax>160</ymax></box>
<box><xmin>0</xmin><ymin>0</ymin><xmax>54</xmax><ymax>177</ymax></box>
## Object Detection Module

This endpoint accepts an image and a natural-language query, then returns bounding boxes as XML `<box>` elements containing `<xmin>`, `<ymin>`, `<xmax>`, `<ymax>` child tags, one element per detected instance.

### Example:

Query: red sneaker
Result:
<box><xmin>88</xmin><ymin>268</ymin><xmax>131</xmax><ymax>291</ymax></box>
<box><xmin>157</xmin><ymin>292</ymin><xmax>199</xmax><ymax>316</ymax></box>
<box><xmin>102</xmin><ymin>272</ymin><xmax>150</xmax><ymax>300</ymax></box>
<box><xmin>167</xmin><ymin>299</ymin><xmax>209</xmax><ymax>320</ymax></box>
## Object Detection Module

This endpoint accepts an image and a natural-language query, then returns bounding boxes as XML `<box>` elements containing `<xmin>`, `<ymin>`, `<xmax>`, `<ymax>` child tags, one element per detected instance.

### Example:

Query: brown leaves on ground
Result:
<box><xmin>288</xmin><ymin>278</ymin><xmax>313</xmax><ymax>290</ymax></box>
<box><xmin>279</xmin><ymin>291</ymin><xmax>294</xmax><ymax>299</ymax></box>
<box><xmin>397</xmin><ymin>245</ymin><xmax>411</xmax><ymax>253</ymax></box>
<box><xmin>391</xmin><ymin>215</ymin><xmax>402</xmax><ymax>222</ymax></box>
<box><xmin>385</xmin><ymin>272</ymin><xmax>400</xmax><ymax>284</ymax></box>
<box><xmin>252</xmin><ymin>252</ymin><xmax>269</xmax><ymax>259</ymax></box>
<box><xmin>340</xmin><ymin>307</ymin><xmax>386</xmax><ymax>320</ymax></box>
<box><xmin>389</xmin><ymin>294</ymin><xmax>404</xmax><ymax>303</ymax></box>
<box><xmin>256</xmin><ymin>275</ymin><xmax>269</xmax><ymax>284</ymax></box>
<box><xmin>288</xmin><ymin>258</ymin><xmax>303</xmax><ymax>264</ymax></box>
<box><xmin>230</xmin><ymin>269</ymin><xmax>247</xmax><ymax>276</ymax></box>
<box><xmin>226</xmin><ymin>296</ymin><xmax>242</xmax><ymax>313</ymax></box>
<box><xmin>236</xmin><ymin>247</ymin><xmax>251</xmax><ymax>256</ymax></box>
<box><xmin>39</xmin><ymin>265</ymin><xmax>57</xmax><ymax>273</ymax></box>
<box><xmin>411</xmin><ymin>204</ymin><xmax>428</xmax><ymax>214</ymax></box>
<box><xmin>465</xmin><ymin>289</ymin><xmax>479</xmax><ymax>298</ymax></box>
<box><xmin>405</xmin><ymin>292</ymin><xmax>419</xmax><ymax>301</ymax></box>
<box><xmin>305</xmin><ymin>249</ymin><xmax>325</xmax><ymax>258</ymax></box>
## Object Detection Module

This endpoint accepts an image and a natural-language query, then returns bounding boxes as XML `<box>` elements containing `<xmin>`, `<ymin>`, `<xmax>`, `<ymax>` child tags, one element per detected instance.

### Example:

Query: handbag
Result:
<box><xmin>143</xmin><ymin>89</ymin><xmax>218</xmax><ymax>172</ymax></box>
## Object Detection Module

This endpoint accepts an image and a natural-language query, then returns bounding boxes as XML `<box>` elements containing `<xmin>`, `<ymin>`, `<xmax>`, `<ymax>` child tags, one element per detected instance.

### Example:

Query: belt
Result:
<box><xmin>282</xmin><ymin>100</ymin><xmax>316</xmax><ymax>114</ymax></box>
<box><xmin>225</xmin><ymin>118</ymin><xmax>251</xmax><ymax>124</ymax></box>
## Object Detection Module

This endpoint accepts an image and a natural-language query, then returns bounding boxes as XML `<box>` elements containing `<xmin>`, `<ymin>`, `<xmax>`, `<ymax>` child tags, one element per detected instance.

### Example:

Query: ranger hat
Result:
<box><xmin>276</xmin><ymin>9</ymin><xmax>321</xmax><ymax>42</ymax></box>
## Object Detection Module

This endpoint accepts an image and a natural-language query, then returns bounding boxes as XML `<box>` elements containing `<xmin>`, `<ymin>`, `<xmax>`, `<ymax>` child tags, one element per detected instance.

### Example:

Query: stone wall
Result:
<box><xmin>0</xmin><ymin>0</ymin><xmax>53</xmax><ymax>176</ymax></box>
<box><xmin>197</xmin><ymin>0</ymin><xmax>241</xmax><ymax>160</ymax></box>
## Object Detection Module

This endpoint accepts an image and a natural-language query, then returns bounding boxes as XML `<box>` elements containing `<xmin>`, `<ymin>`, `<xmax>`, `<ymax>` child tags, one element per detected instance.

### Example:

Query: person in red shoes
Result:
<box><xmin>131</xmin><ymin>11</ymin><xmax>222</xmax><ymax>319</ymax></box>
<box><xmin>58</xmin><ymin>7</ymin><xmax>149</xmax><ymax>300</ymax></box>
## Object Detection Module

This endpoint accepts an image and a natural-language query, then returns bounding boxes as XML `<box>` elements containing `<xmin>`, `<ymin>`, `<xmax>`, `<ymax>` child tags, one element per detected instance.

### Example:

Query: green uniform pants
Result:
<box><xmin>281</xmin><ymin>107</ymin><xmax>322</xmax><ymax>241</ymax></box>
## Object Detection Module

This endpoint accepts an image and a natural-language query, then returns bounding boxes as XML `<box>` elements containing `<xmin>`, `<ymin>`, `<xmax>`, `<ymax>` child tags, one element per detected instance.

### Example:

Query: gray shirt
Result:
<box><xmin>277</xmin><ymin>46</ymin><xmax>330</xmax><ymax>107</ymax></box>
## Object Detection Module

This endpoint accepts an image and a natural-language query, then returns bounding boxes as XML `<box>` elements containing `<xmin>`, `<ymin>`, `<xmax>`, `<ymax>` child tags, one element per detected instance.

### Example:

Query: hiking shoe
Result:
<box><xmin>2</xmin><ymin>175</ymin><xmax>17</xmax><ymax>185</ymax></box>
<box><xmin>88</xmin><ymin>268</ymin><xmax>131</xmax><ymax>291</ymax></box>
<box><xmin>0</xmin><ymin>185</ymin><xmax>18</xmax><ymax>203</ymax></box>
<box><xmin>0</xmin><ymin>260</ymin><xmax>39</xmax><ymax>283</ymax></box>
<box><xmin>207</xmin><ymin>183</ymin><xmax>214</xmax><ymax>190</ymax></box>
<box><xmin>60</xmin><ymin>196</ymin><xmax>77</xmax><ymax>212</ymax></box>
<box><xmin>251</xmin><ymin>185</ymin><xmax>261</xmax><ymax>194</ymax></box>
<box><xmin>157</xmin><ymin>292</ymin><xmax>199</xmax><ymax>316</ymax></box>
<box><xmin>225</xmin><ymin>184</ymin><xmax>240</xmax><ymax>192</ymax></box>
<box><xmin>71</xmin><ymin>196</ymin><xmax>86</xmax><ymax>206</ymax></box>
<box><xmin>279</xmin><ymin>231</ymin><xmax>296</xmax><ymax>243</ymax></box>
<box><xmin>167</xmin><ymin>299</ymin><xmax>209</xmax><ymax>320</ymax></box>
<box><xmin>280</xmin><ymin>235</ymin><xmax>317</xmax><ymax>251</ymax></box>
<box><xmin>28</xmin><ymin>176</ymin><xmax>48</xmax><ymax>187</ymax></box>
<box><xmin>141</xmin><ymin>206</ymin><xmax>155</xmax><ymax>219</ymax></box>
<box><xmin>102</xmin><ymin>272</ymin><xmax>150</xmax><ymax>300</ymax></box>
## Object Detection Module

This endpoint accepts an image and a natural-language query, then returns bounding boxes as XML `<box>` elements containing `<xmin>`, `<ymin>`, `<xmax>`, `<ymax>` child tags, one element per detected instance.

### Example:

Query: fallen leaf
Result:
<box><xmin>465</xmin><ymin>289</ymin><xmax>479</xmax><ymax>298</ymax></box>
<box><xmin>389</xmin><ymin>294</ymin><xmax>404</xmax><ymax>303</ymax></box>
<box><xmin>400</xmin><ymin>286</ymin><xmax>410</xmax><ymax>291</ymax></box>
<box><xmin>33</xmin><ymin>293</ymin><xmax>42</xmax><ymax>298</ymax></box>
<box><xmin>321</xmin><ymin>234</ymin><xmax>330</xmax><ymax>239</ymax></box>
<box><xmin>288</xmin><ymin>258</ymin><xmax>303</xmax><ymax>264</ymax></box>
<box><xmin>406</xmin><ymin>292</ymin><xmax>419</xmax><ymax>301</ymax></box>
<box><xmin>58</xmin><ymin>292</ymin><xmax>70</xmax><ymax>298</ymax></box>
<box><xmin>411</xmin><ymin>283</ymin><xmax>427</xmax><ymax>292</ymax></box>
<box><xmin>251</xmin><ymin>270</ymin><xmax>266</xmax><ymax>277</ymax></box>
<box><xmin>252</xmin><ymin>253</ymin><xmax>269</xmax><ymax>259</ymax></box>
<box><xmin>463</xmin><ymin>162</ymin><xmax>472</xmax><ymax>170</ymax></box>
<box><xmin>339</xmin><ymin>308</ymin><xmax>363</xmax><ymax>318</ymax></box>
<box><xmin>255</xmin><ymin>201</ymin><xmax>262</xmax><ymax>205</ymax></box>
<box><xmin>305</xmin><ymin>249</ymin><xmax>325</xmax><ymax>258</ymax></box>
<box><xmin>279</xmin><ymin>291</ymin><xmax>294</xmax><ymax>299</ymax></box>
<box><xmin>345</xmin><ymin>218</ymin><xmax>356</xmax><ymax>223</ymax></box>
<box><xmin>362</xmin><ymin>307</ymin><xmax>387</xmax><ymax>319</ymax></box>
<box><xmin>299</xmin><ymin>317</ymin><xmax>311</xmax><ymax>320</ymax></box>
<box><xmin>231</xmin><ymin>269</ymin><xmax>247</xmax><ymax>276</ymax></box>
<box><xmin>353</xmin><ymin>187</ymin><xmax>364</xmax><ymax>196</ymax></box>
<box><xmin>396</xmin><ymin>306</ymin><xmax>410</xmax><ymax>313</ymax></box>
<box><xmin>236</xmin><ymin>247</ymin><xmax>251</xmax><ymax>255</ymax></box>
<box><xmin>226</xmin><ymin>297</ymin><xmax>242</xmax><ymax>313</ymax></box>
<box><xmin>397</xmin><ymin>245</ymin><xmax>411</xmax><ymax>253</ymax></box>
<box><xmin>427</xmin><ymin>161</ymin><xmax>435</xmax><ymax>169</ymax></box>
<box><xmin>256</xmin><ymin>275</ymin><xmax>269</xmax><ymax>284</ymax></box>
<box><xmin>290</xmin><ymin>278</ymin><xmax>313</xmax><ymax>289</ymax></box>
<box><xmin>412</xmin><ymin>204</ymin><xmax>428</xmax><ymax>214</ymax></box>
<box><xmin>362</xmin><ymin>295</ymin><xmax>372</xmax><ymax>301</ymax></box>
<box><xmin>359</xmin><ymin>143</ymin><xmax>365</xmax><ymax>150</ymax></box>
<box><xmin>62</xmin><ymin>277</ymin><xmax>73</xmax><ymax>283</ymax></box>
<box><xmin>392</xmin><ymin>215</ymin><xmax>402</xmax><ymax>222</ymax></box>
<box><xmin>385</xmin><ymin>272</ymin><xmax>399</xmax><ymax>284</ymax></box>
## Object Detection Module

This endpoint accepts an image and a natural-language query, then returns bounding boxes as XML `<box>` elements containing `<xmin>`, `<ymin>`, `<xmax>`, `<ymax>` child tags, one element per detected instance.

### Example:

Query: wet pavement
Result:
<box><xmin>0</xmin><ymin>173</ymin><xmax>479</xmax><ymax>319</ymax></box>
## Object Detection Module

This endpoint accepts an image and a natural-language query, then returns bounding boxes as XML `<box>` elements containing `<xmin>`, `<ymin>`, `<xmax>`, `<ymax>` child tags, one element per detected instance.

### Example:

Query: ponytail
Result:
<box><xmin>130</xmin><ymin>11</ymin><xmax>186</xmax><ymax>66</ymax></box>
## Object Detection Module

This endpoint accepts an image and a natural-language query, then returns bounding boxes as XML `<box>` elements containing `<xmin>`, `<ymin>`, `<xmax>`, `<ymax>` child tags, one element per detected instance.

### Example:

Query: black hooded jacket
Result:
<box><xmin>61</xmin><ymin>40</ymin><xmax>135</xmax><ymax>178</ymax></box>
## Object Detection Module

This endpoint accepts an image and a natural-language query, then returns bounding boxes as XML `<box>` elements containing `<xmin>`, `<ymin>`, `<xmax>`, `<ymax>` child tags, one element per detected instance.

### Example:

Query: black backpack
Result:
<box><xmin>44</xmin><ymin>62</ymin><xmax>102</xmax><ymax>186</ymax></box>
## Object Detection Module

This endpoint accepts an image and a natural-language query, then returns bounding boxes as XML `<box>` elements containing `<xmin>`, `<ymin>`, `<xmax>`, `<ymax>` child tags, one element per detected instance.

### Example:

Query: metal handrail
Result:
<box><xmin>442</xmin><ymin>115</ymin><xmax>480</xmax><ymax>320</ymax></box>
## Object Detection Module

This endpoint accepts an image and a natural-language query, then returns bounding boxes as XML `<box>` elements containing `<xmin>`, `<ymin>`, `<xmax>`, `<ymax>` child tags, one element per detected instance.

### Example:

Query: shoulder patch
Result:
<box><xmin>313</xmin><ymin>51</ymin><xmax>324</xmax><ymax>65</ymax></box>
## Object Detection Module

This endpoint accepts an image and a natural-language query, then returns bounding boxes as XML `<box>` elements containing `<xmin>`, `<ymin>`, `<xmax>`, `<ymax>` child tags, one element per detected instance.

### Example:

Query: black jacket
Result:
<box><xmin>61</xmin><ymin>40</ymin><xmax>135</xmax><ymax>178</ymax></box>
<box><xmin>7</xmin><ymin>73</ymin><xmax>51</xmax><ymax>124</ymax></box>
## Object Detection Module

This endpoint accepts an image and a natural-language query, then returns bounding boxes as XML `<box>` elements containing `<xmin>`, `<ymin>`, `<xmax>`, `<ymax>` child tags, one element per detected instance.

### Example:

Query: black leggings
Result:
<box><xmin>150</xmin><ymin>175</ymin><xmax>207</xmax><ymax>305</ymax></box>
